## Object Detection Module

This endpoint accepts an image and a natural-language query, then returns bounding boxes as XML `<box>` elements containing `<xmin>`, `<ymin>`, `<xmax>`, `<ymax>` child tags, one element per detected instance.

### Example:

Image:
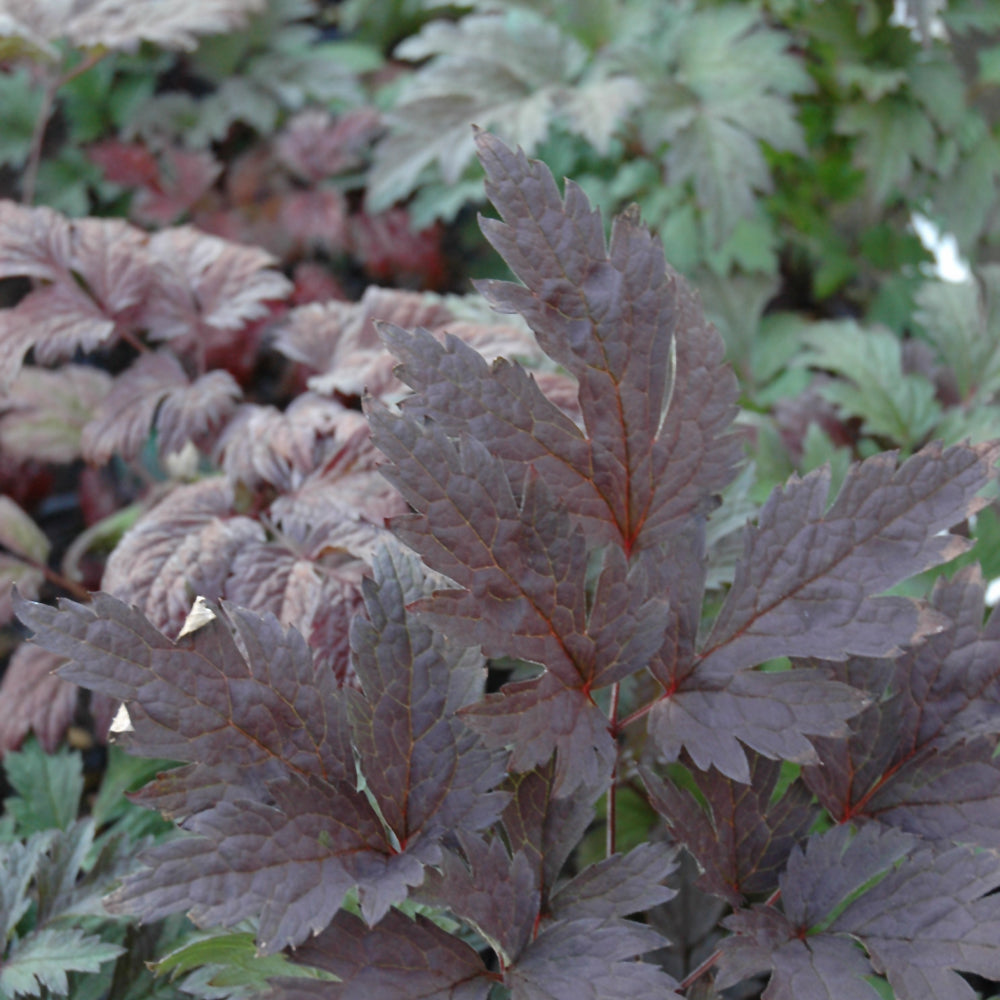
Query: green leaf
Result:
<box><xmin>636</xmin><ymin>4</ymin><xmax>811</xmax><ymax>245</ymax></box>
<box><xmin>799</xmin><ymin>320</ymin><xmax>941</xmax><ymax>447</ymax></box>
<box><xmin>837</xmin><ymin>99</ymin><xmax>936</xmax><ymax>204</ymax></box>
<box><xmin>0</xmin><ymin>833</ymin><xmax>55</xmax><ymax>944</ymax></box>
<box><xmin>914</xmin><ymin>270</ymin><xmax>1000</xmax><ymax>401</ymax></box>
<box><xmin>0</xmin><ymin>69</ymin><xmax>46</xmax><ymax>170</ymax></box>
<box><xmin>0</xmin><ymin>928</ymin><xmax>123</xmax><ymax>999</ymax></box>
<box><xmin>153</xmin><ymin>930</ymin><xmax>333</xmax><ymax>988</ymax></box>
<box><xmin>90</xmin><ymin>747</ymin><xmax>179</xmax><ymax>831</ymax></box>
<box><xmin>3</xmin><ymin>740</ymin><xmax>82</xmax><ymax>835</ymax></box>
<box><xmin>368</xmin><ymin>10</ymin><xmax>591</xmax><ymax>209</ymax></box>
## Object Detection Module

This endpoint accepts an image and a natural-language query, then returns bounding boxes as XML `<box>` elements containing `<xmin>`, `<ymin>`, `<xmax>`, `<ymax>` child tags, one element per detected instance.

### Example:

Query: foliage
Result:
<box><xmin>0</xmin><ymin>737</ymin><xmax>182</xmax><ymax>1000</ymax></box>
<box><xmin>15</xmin><ymin>133</ymin><xmax>1000</xmax><ymax>1000</ymax></box>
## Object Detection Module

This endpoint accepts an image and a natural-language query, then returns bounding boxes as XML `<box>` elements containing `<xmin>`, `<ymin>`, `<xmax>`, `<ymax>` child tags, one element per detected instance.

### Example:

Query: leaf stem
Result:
<box><xmin>22</xmin><ymin>50</ymin><xmax>109</xmax><ymax>206</ymax></box>
<box><xmin>606</xmin><ymin>682</ymin><xmax>620</xmax><ymax>858</ymax></box>
<box><xmin>10</xmin><ymin>551</ymin><xmax>93</xmax><ymax>603</ymax></box>
<box><xmin>677</xmin><ymin>887</ymin><xmax>781</xmax><ymax>993</ymax></box>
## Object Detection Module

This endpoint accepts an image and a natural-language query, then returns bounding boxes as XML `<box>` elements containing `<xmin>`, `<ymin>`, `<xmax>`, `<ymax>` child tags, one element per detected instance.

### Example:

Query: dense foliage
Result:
<box><xmin>3</xmin><ymin>1</ymin><xmax>1000</xmax><ymax>998</ymax></box>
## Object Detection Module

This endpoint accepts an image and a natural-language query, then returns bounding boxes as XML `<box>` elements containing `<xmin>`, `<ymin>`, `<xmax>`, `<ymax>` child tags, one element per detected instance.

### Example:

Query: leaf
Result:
<box><xmin>143</xmin><ymin>227</ymin><xmax>291</xmax><ymax>346</ymax></box>
<box><xmin>367</xmin><ymin>11</ymin><xmax>589</xmax><ymax>209</ymax></box>
<box><xmin>0</xmin><ymin>205</ymin><xmax>154</xmax><ymax>385</ymax></box>
<box><xmin>100</xmin><ymin>478</ymin><xmax>264</xmax><ymax>637</ymax></box>
<box><xmin>0</xmin><ymin>366</ymin><xmax>112</xmax><ymax>464</ymax></box>
<box><xmin>644</xmin><ymin>440</ymin><xmax>996</xmax><ymax>781</ymax></box>
<box><xmin>0</xmin><ymin>497</ymin><xmax>48</xmax><ymax>564</ymax></box>
<box><xmin>634</xmin><ymin>5</ymin><xmax>812</xmax><ymax>243</ymax></box>
<box><xmin>914</xmin><ymin>268</ymin><xmax>1000</xmax><ymax>401</ymax></box>
<box><xmin>698</xmin><ymin>441</ymin><xmax>997</xmax><ymax>680</ymax></box>
<box><xmin>417</xmin><ymin>834</ymin><xmax>539</xmax><ymax>963</ymax></box>
<box><xmin>0</xmin><ymin>68</ymin><xmax>45</xmax><ymax>169</ymax></box>
<box><xmin>548</xmin><ymin>840</ymin><xmax>679</xmax><ymax>920</ymax></box>
<box><xmin>274</xmin><ymin>287</ymin><xmax>455</xmax><ymax>400</ymax></box>
<box><xmin>2</xmin><ymin>739</ymin><xmax>83</xmax><ymax>834</ymax></box>
<box><xmin>837</xmin><ymin>98</ymin><xmax>936</xmax><ymax>205</ymax></box>
<box><xmin>276</xmin><ymin>108</ymin><xmax>381</xmax><ymax>183</ymax></box>
<box><xmin>500</xmin><ymin>762</ymin><xmax>597</xmax><ymax>908</ymax></box>
<box><xmin>505</xmin><ymin>917</ymin><xmax>679</xmax><ymax>1000</ymax></box>
<box><xmin>0</xmin><ymin>646</ymin><xmax>77</xmax><ymax>755</ymax></box>
<box><xmin>16</xmin><ymin>540</ymin><xmax>506</xmax><ymax>953</ymax></box>
<box><xmin>0</xmin><ymin>832</ymin><xmax>56</xmax><ymax>945</ymax></box>
<box><xmin>0</xmin><ymin>927</ymin><xmax>123</xmax><ymax>998</ymax></box>
<box><xmin>268</xmin><ymin>909</ymin><xmax>492</xmax><ymax>1000</ymax></box>
<box><xmin>154</xmin><ymin>930</ymin><xmax>334</xmax><ymax>990</ymax></box>
<box><xmin>803</xmin><ymin>566</ymin><xmax>1000</xmax><ymax>846</ymax></box>
<box><xmin>641</xmin><ymin>754</ymin><xmax>817</xmax><ymax>907</ymax></box>
<box><xmin>346</xmin><ymin>541</ymin><xmax>509</xmax><ymax>848</ymax></box>
<box><xmin>475</xmin><ymin>130</ymin><xmax>741</xmax><ymax>555</ymax></box>
<box><xmin>216</xmin><ymin>395</ymin><xmax>372</xmax><ymax>493</ymax></box>
<box><xmin>223</xmin><ymin>513</ymin><xmax>376</xmax><ymax>685</ymax></box>
<box><xmin>718</xmin><ymin>823</ymin><xmax>1000</xmax><ymax>1000</ymax></box>
<box><xmin>82</xmin><ymin>351</ymin><xmax>241</xmax><ymax>464</ymax></box>
<box><xmin>0</xmin><ymin>0</ymin><xmax>266</xmax><ymax>54</ymax></box>
<box><xmin>799</xmin><ymin>320</ymin><xmax>941</xmax><ymax>446</ymax></box>
<box><xmin>461</xmin><ymin>672</ymin><xmax>617</xmax><ymax>797</ymax></box>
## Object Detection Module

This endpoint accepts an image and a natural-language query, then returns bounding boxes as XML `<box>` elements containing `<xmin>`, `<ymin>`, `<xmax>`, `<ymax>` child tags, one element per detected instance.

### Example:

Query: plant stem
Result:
<box><xmin>677</xmin><ymin>887</ymin><xmax>782</xmax><ymax>993</ymax></box>
<box><xmin>30</xmin><ymin>557</ymin><xmax>92</xmax><ymax>602</ymax></box>
<box><xmin>22</xmin><ymin>75</ymin><xmax>60</xmax><ymax>206</ymax></box>
<box><xmin>606</xmin><ymin>682</ymin><xmax>620</xmax><ymax>858</ymax></box>
<box><xmin>21</xmin><ymin>50</ymin><xmax>109</xmax><ymax>206</ymax></box>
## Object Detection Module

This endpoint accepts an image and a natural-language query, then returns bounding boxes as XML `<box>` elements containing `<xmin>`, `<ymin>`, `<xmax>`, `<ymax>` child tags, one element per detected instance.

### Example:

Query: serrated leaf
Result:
<box><xmin>0</xmin><ymin>927</ymin><xmax>123</xmax><ymax>998</ymax></box>
<box><xmin>505</xmin><ymin>916</ymin><xmax>678</xmax><ymax>1000</ymax></box>
<box><xmin>2</xmin><ymin>740</ymin><xmax>82</xmax><ymax>834</ymax></box>
<box><xmin>804</xmin><ymin>566</ymin><xmax>1000</xmax><ymax>846</ymax></box>
<box><xmin>718</xmin><ymin>823</ymin><xmax>1000</xmax><ymax>1000</ymax></box>
<box><xmin>418</xmin><ymin>834</ymin><xmax>539</xmax><ymax>962</ymax></box>
<box><xmin>0</xmin><ymin>205</ymin><xmax>154</xmax><ymax>385</ymax></box>
<box><xmin>267</xmin><ymin>909</ymin><xmax>492</xmax><ymax>1000</ymax></box>
<box><xmin>837</xmin><ymin>98</ymin><xmax>936</xmax><ymax>204</ymax></box>
<box><xmin>368</xmin><ymin>11</ymin><xmax>592</xmax><ymax>209</ymax></box>
<box><xmin>144</xmin><ymin>227</ymin><xmax>291</xmax><ymax>346</ymax></box>
<box><xmin>634</xmin><ymin>5</ymin><xmax>811</xmax><ymax>243</ymax></box>
<box><xmin>0</xmin><ymin>0</ymin><xmax>266</xmax><ymax>54</ymax></box>
<box><xmin>0</xmin><ymin>832</ymin><xmax>55</xmax><ymax>944</ymax></box>
<box><xmin>914</xmin><ymin>268</ymin><xmax>1000</xmax><ymax>401</ymax></box>
<box><xmin>100</xmin><ymin>478</ymin><xmax>265</xmax><ymax>637</ymax></box>
<box><xmin>641</xmin><ymin>754</ymin><xmax>816</xmax><ymax>907</ymax></box>
<box><xmin>549</xmin><ymin>841</ymin><xmax>679</xmax><ymax>920</ymax></box>
<box><xmin>799</xmin><ymin>320</ymin><xmax>941</xmax><ymax>446</ymax></box>
<box><xmin>0</xmin><ymin>646</ymin><xmax>76</xmax><ymax>755</ymax></box>
<box><xmin>15</xmin><ymin>593</ymin><xmax>353</xmax><ymax>785</ymax></box>
<box><xmin>0</xmin><ymin>366</ymin><xmax>112</xmax><ymax>464</ymax></box>
<box><xmin>82</xmin><ymin>351</ymin><xmax>241</xmax><ymax>464</ymax></box>
<box><xmin>500</xmin><ymin>763</ymin><xmax>597</xmax><ymax>908</ymax></box>
<box><xmin>476</xmin><ymin>133</ymin><xmax>741</xmax><ymax>553</ymax></box>
<box><xmin>347</xmin><ymin>542</ymin><xmax>508</xmax><ymax>847</ymax></box>
<box><xmin>699</xmin><ymin>441</ymin><xmax>997</xmax><ymax>679</ymax></box>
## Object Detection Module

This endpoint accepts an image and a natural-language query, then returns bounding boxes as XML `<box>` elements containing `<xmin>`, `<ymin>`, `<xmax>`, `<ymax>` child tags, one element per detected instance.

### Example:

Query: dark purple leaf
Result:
<box><xmin>642</xmin><ymin>754</ymin><xmax>817</xmax><ymax>906</ymax></box>
<box><xmin>804</xmin><ymin>566</ymin><xmax>1000</xmax><ymax>845</ymax></box>
<box><xmin>718</xmin><ymin>823</ymin><xmax>1000</xmax><ymax>1000</ymax></box>
<box><xmin>269</xmin><ymin>909</ymin><xmax>493</xmax><ymax>1000</ymax></box>
<box><xmin>347</xmin><ymin>541</ymin><xmax>508</xmax><ymax>848</ymax></box>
